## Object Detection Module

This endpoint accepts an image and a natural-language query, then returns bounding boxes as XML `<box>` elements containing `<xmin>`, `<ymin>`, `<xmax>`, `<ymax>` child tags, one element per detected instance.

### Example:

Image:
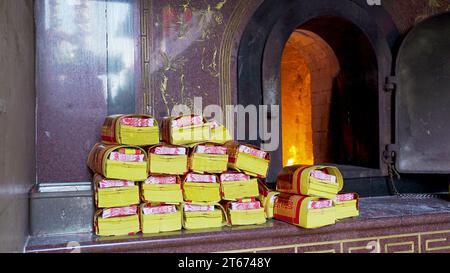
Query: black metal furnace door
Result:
<box><xmin>395</xmin><ymin>12</ymin><xmax>450</xmax><ymax>173</ymax></box>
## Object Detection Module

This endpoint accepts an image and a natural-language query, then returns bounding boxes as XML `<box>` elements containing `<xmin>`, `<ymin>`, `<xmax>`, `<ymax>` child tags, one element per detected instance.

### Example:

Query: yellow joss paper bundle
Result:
<box><xmin>225</xmin><ymin>199</ymin><xmax>266</xmax><ymax>226</ymax></box>
<box><xmin>220</xmin><ymin>172</ymin><xmax>259</xmax><ymax>201</ymax></box>
<box><xmin>101</xmin><ymin>114</ymin><xmax>159</xmax><ymax>146</ymax></box>
<box><xmin>274</xmin><ymin>193</ymin><xmax>336</xmax><ymax>229</ymax></box>
<box><xmin>87</xmin><ymin>143</ymin><xmax>148</xmax><ymax>181</ymax></box>
<box><xmin>182</xmin><ymin>203</ymin><xmax>227</xmax><ymax>230</ymax></box>
<box><xmin>141</xmin><ymin>175</ymin><xmax>183</xmax><ymax>204</ymax></box>
<box><xmin>208</xmin><ymin>119</ymin><xmax>233</xmax><ymax>144</ymax></box>
<box><xmin>276</xmin><ymin>165</ymin><xmax>343</xmax><ymax>199</ymax></box>
<box><xmin>190</xmin><ymin>143</ymin><xmax>229</xmax><ymax>174</ymax></box>
<box><xmin>148</xmin><ymin>144</ymin><xmax>188</xmax><ymax>175</ymax></box>
<box><xmin>258</xmin><ymin>180</ymin><xmax>280</xmax><ymax>219</ymax></box>
<box><xmin>183</xmin><ymin>173</ymin><xmax>221</xmax><ymax>203</ymax></box>
<box><xmin>224</xmin><ymin>141</ymin><xmax>270</xmax><ymax>178</ymax></box>
<box><xmin>94</xmin><ymin>205</ymin><xmax>140</xmax><ymax>236</ymax></box>
<box><xmin>140</xmin><ymin>203</ymin><xmax>182</xmax><ymax>234</ymax></box>
<box><xmin>161</xmin><ymin>115</ymin><xmax>211</xmax><ymax>146</ymax></box>
<box><xmin>93</xmin><ymin>174</ymin><xmax>140</xmax><ymax>208</ymax></box>
<box><xmin>334</xmin><ymin>193</ymin><xmax>359</xmax><ymax>220</ymax></box>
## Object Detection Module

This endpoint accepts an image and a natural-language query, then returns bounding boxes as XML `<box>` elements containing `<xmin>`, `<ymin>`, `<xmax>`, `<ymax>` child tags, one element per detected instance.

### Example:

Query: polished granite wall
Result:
<box><xmin>35</xmin><ymin>0</ymin><xmax>450</xmax><ymax>184</ymax></box>
<box><xmin>0</xmin><ymin>0</ymin><xmax>35</xmax><ymax>252</ymax></box>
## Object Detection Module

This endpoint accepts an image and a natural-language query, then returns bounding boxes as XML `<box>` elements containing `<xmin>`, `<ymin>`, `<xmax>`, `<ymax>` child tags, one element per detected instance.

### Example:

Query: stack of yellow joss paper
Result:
<box><xmin>271</xmin><ymin>165</ymin><xmax>359</xmax><ymax>229</ymax></box>
<box><xmin>160</xmin><ymin>115</ymin><xmax>268</xmax><ymax>229</ymax></box>
<box><xmin>88</xmin><ymin>114</ymin><xmax>273</xmax><ymax>237</ymax></box>
<box><xmin>88</xmin><ymin>115</ymin><xmax>159</xmax><ymax>236</ymax></box>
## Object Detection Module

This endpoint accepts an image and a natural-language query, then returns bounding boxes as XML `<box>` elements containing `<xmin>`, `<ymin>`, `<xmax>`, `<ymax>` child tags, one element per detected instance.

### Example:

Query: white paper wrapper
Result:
<box><xmin>310</xmin><ymin>170</ymin><xmax>336</xmax><ymax>184</ymax></box>
<box><xmin>184</xmin><ymin>204</ymin><xmax>215</xmax><ymax>212</ymax></box>
<box><xmin>143</xmin><ymin>205</ymin><xmax>177</xmax><ymax>215</ymax></box>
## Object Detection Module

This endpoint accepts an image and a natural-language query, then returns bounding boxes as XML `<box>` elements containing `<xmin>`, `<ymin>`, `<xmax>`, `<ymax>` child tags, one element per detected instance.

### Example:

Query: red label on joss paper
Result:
<box><xmin>143</xmin><ymin>205</ymin><xmax>176</xmax><ymax>215</ymax></box>
<box><xmin>196</xmin><ymin>145</ymin><xmax>227</xmax><ymax>154</ymax></box>
<box><xmin>99</xmin><ymin>179</ymin><xmax>135</xmax><ymax>188</ymax></box>
<box><xmin>310</xmin><ymin>170</ymin><xmax>336</xmax><ymax>183</ymax></box>
<box><xmin>172</xmin><ymin>116</ymin><xmax>203</xmax><ymax>128</ymax></box>
<box><xmin>109</xmin><ymin>152</ymin><xmax>145</xmax><ymax>162</ymax></box>
<box><xmin>220</xmin><ymin>173</ymin><xmax>250</xmax><ymax>182</ymax></box>
<box><xmin>186</xmin><ymin>173</ymin><xmax>217</xmax><ymax>183</ymax></box>
<box><xmin>102</xmin><ymin>205</ymin><xmax>137</xmax><ymax>219</ymax></box>
<box><xmin>239</xmin><ymin>145</ymin><xmax>267</xmax><ymax>159</ymax></box>
<box><xmin>153</xmin><ymin>147</ymin><xmax>187</xmax><ymax>155</ymax></box>
<box><xmin>231</xmin><ymin>201</ymin><xmax>261</xmax><ymax>210</ymax></box>
<box><xmin>307</xmin><ymin>200</ymin><xmax>333</xmax><ymax>210</ymax></box>
<box><xmin>336</xmin><ymin>193</ymin><xmax>356</xmax><ymax>202</ymax></box>
<box><xmin>120</xmin><ymin>117</ymin><xmax>155</xmax><ymax>127</ymax></box>
<box><xmin>184</xmin><ymin>204</ymin><xmax>215</xmax><ymax>212</ymax></box>
<box><xmin>145</xmin><ymin>176</ymin><xmax>177</xmax><ymax>185</ymax></box>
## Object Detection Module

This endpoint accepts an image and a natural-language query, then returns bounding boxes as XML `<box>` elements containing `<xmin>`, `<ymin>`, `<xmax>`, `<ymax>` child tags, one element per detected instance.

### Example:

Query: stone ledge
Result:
<box><xmin>26</xmin><ymin>195</ymin><xmax>450</xmax><ymax>253</ymax></box>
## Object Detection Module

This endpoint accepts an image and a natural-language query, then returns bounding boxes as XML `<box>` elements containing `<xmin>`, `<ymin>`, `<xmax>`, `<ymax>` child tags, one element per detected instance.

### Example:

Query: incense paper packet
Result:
<box><xmin>141</xmin><ymin>175</ymin><xmax>183</xmax><ymax>204</ymax></box>
<box><xmin>182</xmin><ymin>203</ymin><xmax>228</xmax><ymax>230</ymax></box>
<box><xmin>190</xmin><ymin>143</ymin><xmax>229</xmax><ymax>174</ymax></box>
<box><xmin>88</xmin><ymin>143</ymin><xmax>148</xmax><ymax>181</ymax></box>
<box><xmin>257</xmin><ymin>180</ymin><xmax>280</xmax><ymax>219</ymax></box>
<box><xmin>220</xmin><ymin>172</ymin><xmax>259</xmax><ymax>201</ymax></box>
<box><xmin>183</xmin><ymin>173</ymin><xmax>221</xmax><ymax>203</ymax></box>
<box><xmin>148</xmin><ymin>144</ymin><xmax>189</xmax><ymax>175</ymax></box>
<box><xmin>224</xmin><ymin>200</ymin><xmax>266</xmax><ymax>226</ymax></box>
<box><xmin>94</xmin><ymin>174</ymin><xmax>140</xmax><ymax>208</ymax></box>
<box><xmin>334</xmin><ymin>193</ymin><xmax>360</xmax><ymax>220</ymax></box>
<box><xmin>94</xmin><ymin>209</ymin><xmax>140</xmax><ymax>237</ymax></box>
<box><xmin>274</xmin><ymin>193</ymin><xmax>336</xmax><ymax>229</ymax></box>
<box><xmin>140</xmin><ymin>203</ymin><xmax>182</xmax><ymax>234</ymax></box>
<box><xmin>161</xmin><ymin>115</ymin><xmax>211</xmax><ymax>146</ymax></box>
<box><xmin>225</xmin><ymin>141</ymin><xmax>271</xmax><ymax>178</ymax></box>
<box><xmin>184</xmin><ymin>173</ymin><xmax>220</xmax><ymax>202</ymax></box>
<box><xmin>276</xmin><ymin>165</ymin><xmax>343</xmax><ymax>199</ymax></box>
<box><xmin>101</xmin><ymin>114</ymin><xmax>159</xmax><ymax>146</ymax></box>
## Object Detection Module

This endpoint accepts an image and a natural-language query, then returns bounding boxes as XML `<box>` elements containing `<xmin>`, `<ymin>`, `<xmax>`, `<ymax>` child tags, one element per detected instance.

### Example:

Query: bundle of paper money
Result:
<box><xmin>88</xmin><ymin>114</ymin><xmax>273</xmax><ymax>237</ymax></box>
<box><xmin>140</xmin><ymin>203</ymin><xmax>182</xmax><ymax>234</ymax></box>
<box><xmin>101</xmin><ymin>114</ymin><xmax>159</xmax><ymax>146</ymax></box>
<box><xmin>273</xmin><ymin>165</ymin><xmax>358</xmax><ymax>229</ymax></box>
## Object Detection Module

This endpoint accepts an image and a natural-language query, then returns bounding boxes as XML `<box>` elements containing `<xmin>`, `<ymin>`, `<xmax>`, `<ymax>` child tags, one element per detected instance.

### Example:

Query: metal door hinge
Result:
<box><xmin>383</xmin><ymin>144</ymin><xmax>398</xmax><ymax>164</ymax></box>
<box><xmin>384</xmin><ymin>76</ymin><xmax>397</xmax><ymax>92</ymax></box>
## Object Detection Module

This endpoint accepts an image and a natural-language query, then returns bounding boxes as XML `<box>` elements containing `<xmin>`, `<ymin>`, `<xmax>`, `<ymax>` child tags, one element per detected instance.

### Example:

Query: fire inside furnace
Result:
<box><xmin>281</xmin><ymin>30</ymin><xmax>340</xmax><ymax>167</ymax></box>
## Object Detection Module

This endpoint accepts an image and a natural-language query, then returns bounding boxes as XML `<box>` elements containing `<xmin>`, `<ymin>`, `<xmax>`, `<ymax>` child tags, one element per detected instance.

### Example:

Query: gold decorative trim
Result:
<box><xmin>219</xmin><ymin>229</ymin><xmax>450</xmax><ymax>253</ymax></box>
<box><xmin>384</xmin><ymin>241</ymin><xmax>415</xmax><ymax>253</ymax></box>
<box><xmin>425</xmin><ymin>237</ymin><xmax>450</xmax><ymax>252</ymax></box>
<box><xmin>140</xmin><ymin>0</ymin><xmax>153</xmax><ymax>115</ymax></box>
<box><xmin>218</xmin><ymin>1</ymin><xmax>262</xmax><ymax>125</ymax></box>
